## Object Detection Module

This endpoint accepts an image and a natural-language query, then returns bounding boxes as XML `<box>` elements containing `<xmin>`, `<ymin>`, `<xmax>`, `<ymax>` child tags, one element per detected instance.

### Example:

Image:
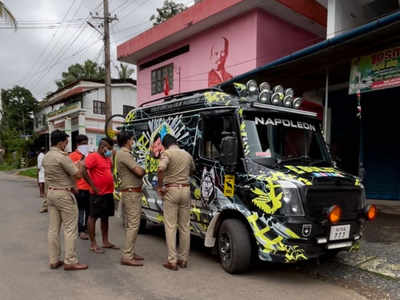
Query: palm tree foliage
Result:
<box><xmin>115</xmin><ymin>63</ymin><xmax>135</xmax><ymax>80</ymax></box>
<box><xmin>0</xmin><ymin>1</ymin><xmax>17</xmax><ymax>29</ymax></box>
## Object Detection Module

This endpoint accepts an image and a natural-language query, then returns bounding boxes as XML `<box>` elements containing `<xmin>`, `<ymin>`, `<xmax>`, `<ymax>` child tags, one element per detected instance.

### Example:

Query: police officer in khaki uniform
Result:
<box><xmin>115</xmin><ymin>132</ymin><xmax>145</xmax><ymax>266</ymax></box>
<box><xmin>158</xmin><ymin>134</ymin><xmax>195</xmax><ymax>271</ymax></box>
<box><xmin>42</xmin><ymin>130</ymin><xmax>88</xmax><ymax>271</ymax></box>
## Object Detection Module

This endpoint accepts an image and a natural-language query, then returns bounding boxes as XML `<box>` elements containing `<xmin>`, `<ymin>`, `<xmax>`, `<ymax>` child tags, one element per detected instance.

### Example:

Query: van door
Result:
<box><xmin>192</xmin><ymin>113</ymin><xmax>238</xmax><ymax>236</ymax></box>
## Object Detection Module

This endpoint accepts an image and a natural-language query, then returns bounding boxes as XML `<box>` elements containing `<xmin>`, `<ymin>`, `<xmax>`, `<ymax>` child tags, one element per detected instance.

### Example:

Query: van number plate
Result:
<box><xmin>329</xmin><ymin>225</ymin><xmax>350</xmax><ymax>241</ymax></box>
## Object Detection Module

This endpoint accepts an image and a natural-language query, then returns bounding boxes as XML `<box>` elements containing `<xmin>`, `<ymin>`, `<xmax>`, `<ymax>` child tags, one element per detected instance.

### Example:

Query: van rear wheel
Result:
<box><xmin>218</xmin><ymin>219</ymin><xmax>252</xmax><ymax>274</ymax></box>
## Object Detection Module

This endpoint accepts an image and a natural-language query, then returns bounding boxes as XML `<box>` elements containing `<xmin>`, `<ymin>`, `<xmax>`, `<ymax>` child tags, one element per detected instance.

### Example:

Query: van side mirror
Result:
<box><xmin>220</xmin><ymin>132</ymin><xmax>238</xmax><ymax>173</ymax></box>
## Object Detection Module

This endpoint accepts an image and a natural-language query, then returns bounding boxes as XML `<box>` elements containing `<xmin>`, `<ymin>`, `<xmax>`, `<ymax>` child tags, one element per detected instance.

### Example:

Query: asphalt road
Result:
<box><xmin>0</xmin><ymin>172</ymin><xmax>365</xmax><ymax>300</ymax></box>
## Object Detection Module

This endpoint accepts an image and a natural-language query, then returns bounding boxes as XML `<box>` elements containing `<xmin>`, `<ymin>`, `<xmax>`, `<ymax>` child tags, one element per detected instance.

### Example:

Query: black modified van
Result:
<box><xmin>111</xmin><ymin>81</ymin><xmax>376</xmax><ymax>273</ymax></box>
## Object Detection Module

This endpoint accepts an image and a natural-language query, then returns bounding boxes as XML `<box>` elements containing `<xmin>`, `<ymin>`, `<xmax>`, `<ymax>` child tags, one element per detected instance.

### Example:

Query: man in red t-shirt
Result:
<box><xmin>83</xmin><ymin>137</ymin><xmax>119</xmax><ymax>253</ymax></box>
<box><xmin>69</xmin><ymin>135</ymin><xmax>91</xmax><ymax>240</ymax></box>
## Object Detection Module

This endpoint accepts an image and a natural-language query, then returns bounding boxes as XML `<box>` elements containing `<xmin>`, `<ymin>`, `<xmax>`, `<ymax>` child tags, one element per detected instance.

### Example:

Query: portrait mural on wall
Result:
<box><xmin>208</xmin><ymin>37</ymin><xmax>233</xmax><ymax>87</ymax></box>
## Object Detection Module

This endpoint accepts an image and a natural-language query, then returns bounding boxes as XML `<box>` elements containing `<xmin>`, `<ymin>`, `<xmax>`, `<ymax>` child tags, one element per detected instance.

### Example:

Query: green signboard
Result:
<box><xmin>349</xmin><ymin>46</ymin><xmax>400</xmax><ymax>95</ymax></box>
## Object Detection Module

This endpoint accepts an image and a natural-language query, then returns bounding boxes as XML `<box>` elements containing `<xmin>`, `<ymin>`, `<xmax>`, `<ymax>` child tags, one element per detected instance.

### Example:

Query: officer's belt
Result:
<box><xmin>120</xmin><ymin>187</ymin><xmax>142</xmax><ymax>193</ymax></box>
<box><xmin>164</xmin><ymin>183</ymin><xmax>190</xmax><ymax>188</ymax></box>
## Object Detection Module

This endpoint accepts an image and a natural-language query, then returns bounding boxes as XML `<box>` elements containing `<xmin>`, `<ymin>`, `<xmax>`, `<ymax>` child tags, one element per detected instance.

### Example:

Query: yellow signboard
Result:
<box><xmin>224</xmin><ymin>175</ymin><xmax>235</xmax><ymax>197</ymax></box>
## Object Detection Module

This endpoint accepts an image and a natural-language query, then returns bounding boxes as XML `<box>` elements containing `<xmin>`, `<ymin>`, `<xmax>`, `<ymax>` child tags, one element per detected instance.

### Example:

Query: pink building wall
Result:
<box><xmin>256</xmin><ymin>10</ymin><xmax>322</xmax><ymax>67</ymax></box>
<box><xmin>137</xmin><ymin>9</ymin><xmax>320</xmax><ymax>105</ymax></box>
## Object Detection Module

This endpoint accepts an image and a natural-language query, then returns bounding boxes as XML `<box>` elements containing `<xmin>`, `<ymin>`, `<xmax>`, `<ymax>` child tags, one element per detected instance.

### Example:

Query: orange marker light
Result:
<box><xmin>327</xmin><ymin>205</ymin><xmax>342</xmax><ymax>224</ymax></box>
<box><xmin>366</xmin><ymin>204</ymin><xmax>377</xmax><ymax>221</ymax></box>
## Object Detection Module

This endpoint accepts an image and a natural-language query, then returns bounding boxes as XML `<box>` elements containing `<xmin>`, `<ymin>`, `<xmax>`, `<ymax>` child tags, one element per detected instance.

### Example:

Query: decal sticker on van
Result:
<box><xmin>247</xmin><ymin>213</ymin><xmax>307</xmax><ymax>262</ymax></box>
<box><xmin>255</xmin><ymin>117</ymin><xmax>316</xmax><ymax>131</ymax></box>
<box><xmin>201</xmin><ymin>167</ymin><xmax>216</xmax><ymax>205</ymax></box>
<box><xmin>204</xmin><ymin>91</ymin><xmax>232</xmax><ymax>105</ymax></box>
<box><xmin>223</xmin><ymin>175</ymin><xmax>235</xmax><ymax>197</ymax></box>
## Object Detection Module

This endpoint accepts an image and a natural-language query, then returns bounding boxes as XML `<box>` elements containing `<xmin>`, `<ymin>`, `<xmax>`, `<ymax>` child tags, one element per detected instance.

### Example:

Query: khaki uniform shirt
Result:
<box><xmin>42</xmin><ymin>147</ymin><xmax>78</xmax><ymax>188</ymax></box>
<box><xmin>159</xmin><ymin>145</ymin><xmax>195</xmax><ymax>185</ymax></box>
<box><xmin>115</xmin><ymin>147</ymin><xmax>142</xmax><ymax>189</ymax></box>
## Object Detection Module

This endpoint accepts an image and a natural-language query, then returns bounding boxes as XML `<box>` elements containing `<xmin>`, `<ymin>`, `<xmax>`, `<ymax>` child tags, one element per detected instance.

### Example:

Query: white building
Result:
<box><xmin>34</xmin><ymin>79</ymin><xmax>137</xmax><ymax>152</ymax></box>
<box><xmin>316</xmin><ymin>0</ymin><xmax>400</xmax><ymax>38</ymax></box>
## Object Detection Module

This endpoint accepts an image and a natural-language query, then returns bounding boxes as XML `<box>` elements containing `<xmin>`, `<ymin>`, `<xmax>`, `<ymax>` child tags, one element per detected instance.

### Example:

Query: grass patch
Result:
<box><xmin>18</xmin><ymin>167</ymin><xmax>37</xmax><ymax>178</ymax></box>
<box><xmin>0</xmin><ymin>163</ymin><xmax>16</xmax><ymax>171</ymax></box>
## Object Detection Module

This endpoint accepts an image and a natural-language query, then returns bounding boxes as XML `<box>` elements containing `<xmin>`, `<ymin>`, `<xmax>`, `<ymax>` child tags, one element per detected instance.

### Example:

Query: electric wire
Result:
<box><xmin>18</xmin><ymin>0</ymin><xmax>81</xmax><ymax>85</ymax></box>
<box><xmin>27</xmin><ymin>0</ymin><xmax>91</xmax><ymax>89</ymax></box>
<box><xmin>117</xmin><ymin>0</ymin><xmax>149</xmax><ymax>21</ymax></box>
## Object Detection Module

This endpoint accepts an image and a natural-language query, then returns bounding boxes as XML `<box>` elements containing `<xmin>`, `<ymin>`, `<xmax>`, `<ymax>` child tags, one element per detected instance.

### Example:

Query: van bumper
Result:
<box><xmin>257</xmin><ymin>219</ymin><xmax>363</xmax><ymax>263</ymax></box>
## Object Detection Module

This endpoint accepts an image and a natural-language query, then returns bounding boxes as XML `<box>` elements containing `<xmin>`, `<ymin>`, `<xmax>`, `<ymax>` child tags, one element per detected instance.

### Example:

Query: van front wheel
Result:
<box><xmin>218</xmin><ymin>219</ymin><xmax>252</xmax><ymax>274</ymax></box>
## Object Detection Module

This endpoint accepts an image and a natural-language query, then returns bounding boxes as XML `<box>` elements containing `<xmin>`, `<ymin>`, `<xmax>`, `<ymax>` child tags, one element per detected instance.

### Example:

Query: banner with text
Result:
<box><xmin>349</xmin><ymin>46</ymin><xmax>400</xmax><ymax>95</ymax></box>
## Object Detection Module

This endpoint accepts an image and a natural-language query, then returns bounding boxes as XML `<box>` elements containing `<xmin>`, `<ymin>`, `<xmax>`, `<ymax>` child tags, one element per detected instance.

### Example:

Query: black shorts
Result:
<box><xmin>76</xmin><ymin>190</ymin><xmax>90</xmax><ymax>210</ymax></box>
<box><xmin>89</xmin><ymin>193</ymin><xmax>115</xmax><ymax>218</ymax></box>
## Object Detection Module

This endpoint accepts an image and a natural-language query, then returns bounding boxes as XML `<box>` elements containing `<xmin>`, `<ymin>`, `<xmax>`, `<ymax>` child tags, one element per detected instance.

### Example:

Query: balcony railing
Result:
<box><xmin>47</xmin><ymin>102</ymin><xmax>81</xmax><ymax>119</ymax></box>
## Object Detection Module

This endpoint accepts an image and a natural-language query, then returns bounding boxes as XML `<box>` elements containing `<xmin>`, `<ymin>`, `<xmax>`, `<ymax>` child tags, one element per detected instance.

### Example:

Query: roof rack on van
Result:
<box><xmin>139</xmin><ymin>87</ymin><xmax>223</xmax><ymax>107</ymax></box>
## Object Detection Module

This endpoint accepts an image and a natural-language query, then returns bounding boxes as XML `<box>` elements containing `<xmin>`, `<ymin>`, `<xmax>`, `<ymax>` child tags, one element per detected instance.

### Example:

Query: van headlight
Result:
<box><xmin>278</xmin><ymin>181</ymin><xmax>305</xmax><ymax>216</ymax></box>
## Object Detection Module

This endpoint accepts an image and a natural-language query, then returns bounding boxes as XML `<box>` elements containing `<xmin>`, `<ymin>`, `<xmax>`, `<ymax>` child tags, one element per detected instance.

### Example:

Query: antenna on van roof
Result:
<box><xmin>139</xmin><ymin>87</ymin><xmax>223</xmax><ymax>107</ymax></box>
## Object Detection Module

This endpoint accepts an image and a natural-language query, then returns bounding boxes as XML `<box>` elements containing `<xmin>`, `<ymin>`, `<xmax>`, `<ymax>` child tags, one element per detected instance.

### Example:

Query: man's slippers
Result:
<box><xmin>89</xmin><ymin>247</ymin><xmax>105</xmax><ymax>254</ymax></box>
<box><xmin>102</xmin><ymin>244</ymin><xmax>120</xmax><ymax>250</ymax></box>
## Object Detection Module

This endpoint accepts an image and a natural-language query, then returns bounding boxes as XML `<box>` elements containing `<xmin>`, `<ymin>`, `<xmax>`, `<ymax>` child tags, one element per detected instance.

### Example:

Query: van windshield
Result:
<box><xmin>243</xmin><ymin>112</ymin><xmax>331</xmax><ymax>166</ymax></box>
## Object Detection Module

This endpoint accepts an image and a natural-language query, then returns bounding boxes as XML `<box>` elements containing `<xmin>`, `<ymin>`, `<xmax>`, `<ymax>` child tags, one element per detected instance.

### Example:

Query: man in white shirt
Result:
<box><xmin>37</xmin><ymin>147</ymin><xmax>48</xmax><ymax>213</ymax></box>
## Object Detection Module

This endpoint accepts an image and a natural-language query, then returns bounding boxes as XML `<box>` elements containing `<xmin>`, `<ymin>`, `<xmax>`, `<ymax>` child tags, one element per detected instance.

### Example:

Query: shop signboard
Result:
<box><xmin>349</xmin><ymin>46</ymin><xmax>400</xmax><ymax>94</ymax></box>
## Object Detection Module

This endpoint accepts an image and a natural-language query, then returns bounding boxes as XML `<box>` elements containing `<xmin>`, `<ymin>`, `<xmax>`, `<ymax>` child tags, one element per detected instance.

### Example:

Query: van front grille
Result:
<box><xmin>305</xmin><ymin>188</ymin><xmax>361</xmax><ymax>220</ymax></box>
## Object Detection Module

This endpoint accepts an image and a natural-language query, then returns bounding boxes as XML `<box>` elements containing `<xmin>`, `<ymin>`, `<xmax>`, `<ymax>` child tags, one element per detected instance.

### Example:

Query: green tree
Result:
<box><xmin>0</xmin><ymin>1</ymin><xmax>17</xmax><ymax>29</ymax></box>
<box><xmin>1</xmin><ymin>86</ymin><xmax>38</xmax><ymax>135</ymax></box>
<box><xmin>115</xmin><ymin>63</ymin><xmax>135</xmax><ymax>80</ymax></box>
<box><xmin>0</xmin><ymin>86</ymin><xmax>38</xmax><ymax>165</ymax></box>
<box><xmin>150</xmin><ymin>0</ymin><xmax>186</xmax><ymax>26</ymax></box>
<box><xmin>55</xmin><ymin>59</ymin><xmax>106</xmax><ymax>89</ymax></box>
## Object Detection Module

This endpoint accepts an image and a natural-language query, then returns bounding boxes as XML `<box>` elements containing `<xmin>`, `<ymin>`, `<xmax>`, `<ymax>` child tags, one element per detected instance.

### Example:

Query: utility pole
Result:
<box><xmin>103</xmin><ymin>0</ymin><xmax>112</xmax><ymax>131</ymax></box>
<box><xmin>90</xmin><ymin>1</ymin><xmax>118</xmax><ymax>132</ymax></box>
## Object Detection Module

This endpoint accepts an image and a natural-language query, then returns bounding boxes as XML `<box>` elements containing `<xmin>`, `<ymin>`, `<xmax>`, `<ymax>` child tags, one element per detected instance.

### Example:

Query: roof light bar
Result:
<box><xmin>252</xmin><ymin>102</ymin><xmax>317</xmax><ymax>117</ymax></box>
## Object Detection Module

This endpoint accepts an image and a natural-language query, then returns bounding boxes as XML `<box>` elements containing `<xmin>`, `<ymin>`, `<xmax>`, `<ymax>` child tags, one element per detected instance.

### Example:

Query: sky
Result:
<box><xmin>0</xmin><ymin>0</ymin><xmax>194</xmax><ymax>100</ymax></box>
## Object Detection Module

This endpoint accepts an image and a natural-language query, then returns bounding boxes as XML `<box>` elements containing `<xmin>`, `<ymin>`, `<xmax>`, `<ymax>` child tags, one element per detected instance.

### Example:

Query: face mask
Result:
<box><xmin>61</xmin><ymin>140</ymin><xmax>68</xmax><ymax>151</ymax></box>
<box><xmin>77</xmin><ymin>145</ymin><xmax>89</xmax><ymax>156</ymax></box>
<box><xmin>104</xmin><ymin>149</ymin><xmax>112</xmax><ymax>157</ymax></box>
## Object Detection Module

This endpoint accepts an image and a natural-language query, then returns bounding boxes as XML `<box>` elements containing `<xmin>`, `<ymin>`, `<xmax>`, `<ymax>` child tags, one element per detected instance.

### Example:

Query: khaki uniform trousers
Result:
<box><xmin>47</xmin><ymin>189</ymin><xmax>79</xmax><ymax>265</ymax></box>
<box><xmin>163</xmin><ymin>186</ymin><xmax>191</xmax><ymax>264</ymax></box>
<box><xmin>40</xmin><ymin>182</ymin><xmax>48</xmax><ymax>210</ymax></box>
<box><xmin>121</xmin><ymin>191</ymin><xmax>142</xmax><ymax>260</ymax></box>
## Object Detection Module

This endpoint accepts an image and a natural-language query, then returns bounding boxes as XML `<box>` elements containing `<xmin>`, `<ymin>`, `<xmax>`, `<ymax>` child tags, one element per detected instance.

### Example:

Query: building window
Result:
<box><xmin>42</xmin><ymin>115</ymin><xmax>46</xmax><ymax>127</ymax></box>
<box><xmin>123</xmin><ymin>105</ymin><xmax>135</xmax><ymax>117</ymax></box>
<box><xmin>93</xmin><ymin>100</ymin><xmax>105</xmax><ymax>115</ymax></box>
<box><xmin>151</xmin><ymin>64</ymin><xmax>173</xmax><ymax>95</ymax></box>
